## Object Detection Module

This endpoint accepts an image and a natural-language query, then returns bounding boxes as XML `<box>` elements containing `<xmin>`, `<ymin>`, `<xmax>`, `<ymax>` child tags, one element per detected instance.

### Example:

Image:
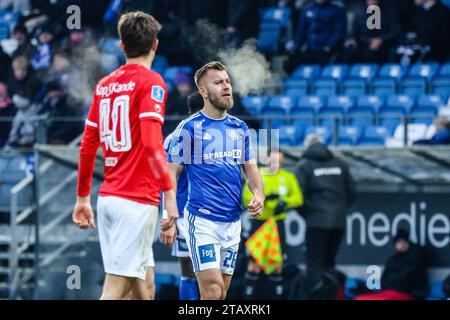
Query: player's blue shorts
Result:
<box><xmin>183</xmin><ymin>208</ymin><xmax>241</xmax><ymax>275</ymax></box>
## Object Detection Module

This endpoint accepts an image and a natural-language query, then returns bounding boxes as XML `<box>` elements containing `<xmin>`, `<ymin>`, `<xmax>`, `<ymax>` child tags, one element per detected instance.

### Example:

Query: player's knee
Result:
<box><xmin>201</xmin><ymin>281</ymin><xmax>224</xmax><ymax>300</ymax></box>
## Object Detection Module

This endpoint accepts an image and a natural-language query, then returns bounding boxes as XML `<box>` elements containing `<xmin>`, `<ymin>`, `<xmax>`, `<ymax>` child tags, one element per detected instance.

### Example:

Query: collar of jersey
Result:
<box><xmin>200</xmin><ymin>111</ymin><xmax>227</xmax><ymax>121</ymax></box>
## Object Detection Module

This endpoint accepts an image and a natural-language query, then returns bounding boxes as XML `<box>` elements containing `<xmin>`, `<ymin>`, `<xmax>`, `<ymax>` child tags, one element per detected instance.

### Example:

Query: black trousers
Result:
<box><xmin>305</xmin><ymin>227</ymin><xmax>344</xmax><ymax>290</ymax></box>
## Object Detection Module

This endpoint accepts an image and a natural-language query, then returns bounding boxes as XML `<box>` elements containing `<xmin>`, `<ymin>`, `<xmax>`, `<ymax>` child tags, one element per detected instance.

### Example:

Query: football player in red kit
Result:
<box><xmin>72</xmin><ymin>11</ymin><xmax>178</xmax><ymax>300</ymax></box>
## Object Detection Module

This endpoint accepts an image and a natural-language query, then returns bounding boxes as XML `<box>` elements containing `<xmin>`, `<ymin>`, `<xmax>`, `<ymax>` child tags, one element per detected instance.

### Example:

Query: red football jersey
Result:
<box><xmin>84</xmin><ymin>64</ymin><xmax>168</xmax><ymax>205</ymax></box>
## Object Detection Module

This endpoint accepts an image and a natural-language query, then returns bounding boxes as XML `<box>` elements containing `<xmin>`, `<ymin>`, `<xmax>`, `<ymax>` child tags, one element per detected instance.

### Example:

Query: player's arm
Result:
<box><xmin>140</xmin><ymin>119</ymin><xmax>178</xmax><ymax>232</ymax></box>
<box><xmin>243</xmin><ymin>161</ymin><xmax>265</xmax><ymax>218</ymax></box>
<box><xmin>73</xmin><ymin>108</ymin><xmax>100</xmax><ymax>229</ymax></box>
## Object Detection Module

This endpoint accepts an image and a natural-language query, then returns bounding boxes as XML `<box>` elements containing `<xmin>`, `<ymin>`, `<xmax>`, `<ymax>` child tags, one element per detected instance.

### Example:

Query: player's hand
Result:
<box><xmin>72</xmin><ymin>196</ymin><xmax>96</xmax><ymax>229</ymax></box>
<box><xmin>160</xmin><ymin>223</ymin><xmax>177</xmax><ymax>246</ymax></box>
<box><xmin>248</xmin><ymin>193</ymin><xmax>264</xmax><ymax>219</ymax></box>
<box><xmin>161</xmin><ymin>190</ymin><xmax>179</xmax><ymax>231</ymax></box>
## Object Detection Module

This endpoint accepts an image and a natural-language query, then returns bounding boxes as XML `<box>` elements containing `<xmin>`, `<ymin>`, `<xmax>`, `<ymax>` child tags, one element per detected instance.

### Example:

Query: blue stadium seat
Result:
<box><xmin>356</xmin><ymin>95</ymin><xmax>384</xmax><ymax>114</ymax></box>
<box><xmin>294</xmin><ymin>95</ymin><xmax>325</xmax><ymax>114</ymax></box>
<box><xmin>360</xmin><ymin>126</ymin><xmax>390</xmax><ymax>145</ymax></box>
<box><xmin>438</xmin><ymin>62</ymin><xmax>450</xmax><ymax>78</ymax></box>
<box><xmin>399</xmin><ymin>78</ymin><xmax>427</xmax><ymax>95</ymax></box>
<box><xmin>382</xmin><ymin>95</ymin><xmax>415</xmax><ymax>115</ymax></box>
<box><xmin>326</xmin><ymin>96</ymin><xmax>355</xmax><ymax>113</ymax></box>
<box><xmin>257</xmin><ymin>28</ymin><xmax>280</xmax><ymax>53</ymax></box>
<box><xmin>321</xmin><ymin>64</ymin><xmax>349</xmax><ymax>81</ymax></box>
<box><xmin>340</xmin><ymin>79</ymin><xmax>367</xmax><ymax>96</ymax></box>
<box><xmin>268</xmin><ymin>95</ymin><xmax>295</xmax><ymax>112</ymax></box>
<box><xmin>372</xmin><ymin>79</ymin><xmax>397</xmax><ymax>96</ymax></box>
<box><xmin>291</xmin><ymin>64</ymin><xmax>321</xmax><ymax>80</ymax></box>
<box><xmin>426</xmin><ymin>281</ymin><xmax>445</xmax><ymax>300</ymax></box>
<box><xmin>378</xmin><ymin>63</ymin><xmax>407</xmax><ymax>80</ymax></box>
<box><xmin>407</xmin><ymin>62</ymin><xmax>439</xmax><ymax>79</ymax></box>
<box><xmin>311</xmin><ymin>79</ymin><xmax>337</xmax><ymax>96</ymax></box>
<box><xmin>305</xmin><ymin>126</ymin><xmax>332</xmax><ymax>144</ymax></box>
<box><xmin>431</xmin><ymin>78</ymin><xmax>450</xmax><ymax>96</ymax></box>
<box><xmin>409</xmin><ymin>95</ymin><xmax>442</xmax><ymax>124</ymax></box>
<box><xmin>241</xmin><ymin>95</ymin><xmax>268</xmax><ymax>115</ymax></box>
<box><xmin>284</xmin><ymin>79</ymin><xmax>308</xmax><ymax>96</ymax></box>
<box><xmin>293</xmin><ymin>118</ymin><xmax>314</xmax><ymax>130</ymax></box>
<box><xmin>261</xmin><ymin>96</ymin><xmax>293</xmax><ymax>127</ymax></box>
<box><xmin>279</xmin><ymin>125</ymin><xmax>301</xmax><ymax>146</ymax></box>
<box><xmin>349</xmin><ymin>64</ymin><xmax>379</xmax><ymax>80</ymax></box>
<box><xmin>412</xmin><ymin>95</ymin><xmax>443</xmax><ymax>114</ymax></box>
<box><xmin>339</xmin><ymin>126</ymin><xmax>363</xmax><ymax>145</ymax></box>
<box><xmin>379</xmin><ymin>118</ymin><xmax>402</xmax><ymax>133</ymax></box>
<box><xmin>261</xmin><ymin>7</ymin><xmax>292</xmax><ymax>28</ymax></box>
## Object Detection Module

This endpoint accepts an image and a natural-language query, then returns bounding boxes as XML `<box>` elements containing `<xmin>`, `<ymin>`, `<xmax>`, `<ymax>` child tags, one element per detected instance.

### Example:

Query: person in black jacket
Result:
<box><xmin>342</xmin><ymin>0</ymin><xmax>401</xmax><ymax>63</ymax></box>
<box><xmin>355</xmin><ymin>229</ymin><xmax>428</xmax><ymax>300</ymax></box>
<box><xmin>295</xmin><ymin>134</ymin><xmax>356</xmax><ymax>299</ymax></box>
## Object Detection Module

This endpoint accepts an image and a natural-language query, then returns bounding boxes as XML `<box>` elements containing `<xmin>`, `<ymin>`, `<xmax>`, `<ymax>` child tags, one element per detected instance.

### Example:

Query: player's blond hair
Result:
<box><xmin>194</xmin><ymin>61</ymin><xmax>227</xmax><ymax>88</ymax></box>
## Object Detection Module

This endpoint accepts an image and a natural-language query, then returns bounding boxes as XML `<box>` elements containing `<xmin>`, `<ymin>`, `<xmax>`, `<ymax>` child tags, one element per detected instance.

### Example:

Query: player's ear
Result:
<box><xmin>119</xmin><ymin>40</ymin><xmax>125</xmax><ymax>52</ymax></box>
<box><xmin>152</xmin><ymin>38</ymin><xmax>159</xmax><ymax>52</ymax></box>
<box><xmin>198</xmin><ymin>86</ymin><xmax>207</xmax><ymax>99</ymax></box>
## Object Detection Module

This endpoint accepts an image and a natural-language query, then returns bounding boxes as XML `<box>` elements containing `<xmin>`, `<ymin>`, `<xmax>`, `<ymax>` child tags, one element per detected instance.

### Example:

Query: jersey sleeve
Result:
<box><xmin>243</xmin><ymin>123</ymin><xmax>255</xmax><ymax>162</ymax></box>
<box><xmin>138</xmin><ymin>74</ymin><xmax>167</xmax><ymax>125</ymax></box>
<box><xmin>85</xmin><ymin>94</ymin><xmax>99</xmax><ymax>129</ymax></box>
<box><xmin>167</xmin><ymin>122</ymin><xmax>192</xmax><ymax>165</ymax></box>
<box><xmin>77</xmin><ymin>95</ymin><xmax>100</xmax><ymax>197</ymax></box>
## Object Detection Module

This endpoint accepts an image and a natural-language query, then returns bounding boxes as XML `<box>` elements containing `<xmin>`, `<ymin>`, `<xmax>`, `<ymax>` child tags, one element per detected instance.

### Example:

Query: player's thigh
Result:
<box><xmin>196</xmin><ymin>269</ymin><xmax>224</xmax><ymax>295</ymax></box>
<box><xmin>97</xmin><ymin>196</ymin><xmax>158</xmax><ymax>280</ymax></box>
<box><xmin>130</xmin><ymin>267</ymin><xmax>155</xmax><ymax>300</ymax></box>
<box><xmin>101</xmin><ymin>273</ymin><xmax>136</xmax><ymax>300</ymax></box>
<box><xmin>183</xmin><ymin>211</ymin><xmax>222</xmax><ymax>274</ymax></box>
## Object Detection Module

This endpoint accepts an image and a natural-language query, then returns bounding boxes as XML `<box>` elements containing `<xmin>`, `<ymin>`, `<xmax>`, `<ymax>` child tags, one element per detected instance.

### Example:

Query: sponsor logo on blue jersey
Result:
<box><xmin>198</xmin><ymin>244</ymin><xmax>216</xmax><ymax>263</ymax></box>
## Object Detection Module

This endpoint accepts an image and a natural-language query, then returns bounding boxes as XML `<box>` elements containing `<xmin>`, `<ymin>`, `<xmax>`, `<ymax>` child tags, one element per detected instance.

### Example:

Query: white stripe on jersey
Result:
<box><xmin>139</xmin><ymin>112</ymin><xmax>164</xmax><ymax>123</ymax></box>
<box><xmin>173</xmin><ymin>112</ymin><xmax>202</xmax><ymax>138</ymax></box>
<box><xmin>85</xmin><ymin>119</ymin><xmax>98</xmax><ymax>128</ymax></box>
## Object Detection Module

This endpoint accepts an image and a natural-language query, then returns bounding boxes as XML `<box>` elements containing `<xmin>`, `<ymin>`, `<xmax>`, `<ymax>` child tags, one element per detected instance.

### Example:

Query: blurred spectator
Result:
<box><xmin>387</xmin><ymin>0</ymin><xmax>415</xmax><ymax>33</ymax></box>
<box><xmin>31</xmin><ymin>24</ymin><xmax>55</xmax><ymax>73</ymax></box>
<box><xmin>0</xmin><ymin>0</ymin><xmax>30</xmax><ymax>14</ymax></box>
<box><xmin>295</xmin><ymin>134</ymin><xmax>356</xmax><ymax>299</ymax></box>
<box><xmin>38</xmin><ymin>80</ymin><xmax>82</xmax><ymax>144</ymax></box>
<box><xmin>413</xmin><ymin>117</ymin><xmax>450</xmax><ymax>145</ymax></box>
<box><xmin>167</xmin><ymin>72</ymin><xmax>194</xmax><ymax>115</ymax></box>
<box><xmin>355</xmin><ymin>229</ymin><xmax>428</xmax><ymax>300</ymax></box>
<box><xmin>165</xmin><ymin>72</ymin><xmax>195</xmax><ymax>135</ymax></box>
<box><xmin>0</xmin><ymin>82</ymin><xmax>16</xmax><ymax>147</ymax></box>
<box><xmin>0</xmin><ymin>46</ymin><xmax>11</xmax><ymax>83</ymax></box>
<box><xmin>242</xmin><ymin>149</ymin><xmax>303</xmax><ymax>300</ymax></box>
<box><xmin>226</xmin><ymin>0</ymin><xmax>260</xmax><ymax>47</ymax></box>
<box><xmin>187</xmin><ymin>0</ymin><xmax>228</xmax><ymax>28</ymax></box>
<box><xmin>152</xmin><ymin>0</ymin><xmax>189</xmax><ymax>65</ymax></box>
<box><xmin>5</xmin><ymin>89</ymin><xmax>40</xmax><ymax>148</ymax></box>
<box><xmin>11</xmin><ymin>24</ymin><xmax>36</xmax><ymax>60</ymax></box>
<box><xmin>45</xmin><ymin>52</ymin><xmax>73</xmax><ymax>92</ymax></box>
<box><xmin>405</xmin><ymin>0</ymin><xmax>450</xmax><ymax>62</ymax></box>
<box><xmin>286</xmin><ymin>0</ymin><xmax>347</xmax><ymax>69</ymax></box>
<box><xmin>19</xmin><ymin>0</ymin><xmax>66</xmax><ymax>38</ymax></box>
<box><xmin>342</xmin><ymin>0</ymin><xmax>401</xmax><ymax>63</ymax></box>
<box><xmin>7</xmin><ymin>55</ymin><xmax>42</xmax><ymax>101</ymax></box>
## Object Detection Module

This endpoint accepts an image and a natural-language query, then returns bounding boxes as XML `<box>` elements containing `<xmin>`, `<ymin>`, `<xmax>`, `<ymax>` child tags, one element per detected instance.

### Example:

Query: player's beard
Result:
<box><xmin>207</xmin><ymin>89</ymin><xmax>234</xmax><ymax>112</ymax></box>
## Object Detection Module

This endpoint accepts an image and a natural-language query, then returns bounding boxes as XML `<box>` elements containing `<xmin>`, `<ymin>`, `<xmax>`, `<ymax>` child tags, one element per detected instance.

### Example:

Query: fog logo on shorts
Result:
<box><xmin>198</xmin><ymin>244</ymin><xmax>216</xmax><ymax>263</ymax></box>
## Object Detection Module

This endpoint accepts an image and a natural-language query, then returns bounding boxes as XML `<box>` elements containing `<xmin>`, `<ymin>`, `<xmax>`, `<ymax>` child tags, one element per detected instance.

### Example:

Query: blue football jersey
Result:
<box><xmin>164</xmin><ymin>133</ymin><xmax>188</xmax><ymax>218</ymax></box>
<box><xmin>167</xmin><ymin>111</ymin><xmax>254</xmax><ymax>222</ymax></box>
